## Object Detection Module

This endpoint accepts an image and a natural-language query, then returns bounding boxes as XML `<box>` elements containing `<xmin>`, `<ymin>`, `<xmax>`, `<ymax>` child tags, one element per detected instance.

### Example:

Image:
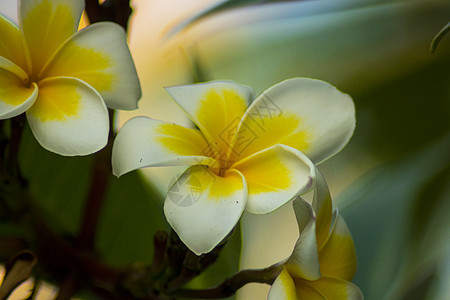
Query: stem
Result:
<box><xmin>76</xmin><ymin>111</ymin><xmax>114</xmax><ymax>251</ymax></box>
<box><xmin>172</xmin><ymin>263</ymin><xmax>284</xmax><ymax>299</ymax></box>
<box><xmin>84</xmin><ymin>0</ymin><xmax>133</xmax><ymax>30</ymax></box>
<box><xmin>6</xmin><ymin>115</ymin><xmax>26</xmax><ymax>181</ymax></box>
<box><xmin>55</xmin><ymin>274</ymin><xmax>80</xmax><ymax>300</ymax></box>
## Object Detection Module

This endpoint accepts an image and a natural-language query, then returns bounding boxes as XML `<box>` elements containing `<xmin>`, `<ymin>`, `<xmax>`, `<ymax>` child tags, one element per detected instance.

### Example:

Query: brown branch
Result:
<box><xmin>171</xmin><ymin>263</ymin><xmax>284</xmax><ymax>299</ymax></box>
<box><xmin>84</xmin><ymin>0</ymin><xmax>133</xmax><ymax>30</ymax></box>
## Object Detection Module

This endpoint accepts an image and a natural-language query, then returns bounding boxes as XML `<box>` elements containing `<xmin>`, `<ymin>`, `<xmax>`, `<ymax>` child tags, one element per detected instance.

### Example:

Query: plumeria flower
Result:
<box><xmin>268</xmin><ymin>171</ymin><xmax>363</xmax><ymax>300</ymax></box>
<box><xmin>112</xmin><ymin>78</ymin><xmax>355</xmax><ymax>255</ymax></box>
<box><xmin>0</xmin><ymin>0</ymin><xmax>141</xmax><ymax>155</ymax></box>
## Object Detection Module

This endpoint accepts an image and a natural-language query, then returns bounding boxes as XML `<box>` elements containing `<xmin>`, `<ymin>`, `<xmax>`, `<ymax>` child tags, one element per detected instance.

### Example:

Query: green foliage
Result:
<box><xmin>18</xmin><ymin>125</ymin><xmax>168</xmax><ymax>265</ymax></box>
<box><xmin>339</xmin><ymin>135</ymin><xmax>450</xmax><ymax>300</ymax></box>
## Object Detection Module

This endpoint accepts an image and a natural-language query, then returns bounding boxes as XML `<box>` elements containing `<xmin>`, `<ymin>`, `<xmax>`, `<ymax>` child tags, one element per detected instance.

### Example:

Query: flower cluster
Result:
<box><xmin>0</xmin><ymin>0</ymin><xmax>141</xmax><ymax>155</ymax></box>
<box><xmin>1</xmin><ymin>2</ymin><xmax>362</xmax><ymax>298</ymax></box>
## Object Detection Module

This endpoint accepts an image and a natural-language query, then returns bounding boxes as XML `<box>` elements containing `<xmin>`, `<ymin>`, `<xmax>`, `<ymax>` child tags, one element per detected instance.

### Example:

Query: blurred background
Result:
<box><xmin>1</xmin><ymin>0</ymin><xmax>449</xmax><ymax>299</ymax></box>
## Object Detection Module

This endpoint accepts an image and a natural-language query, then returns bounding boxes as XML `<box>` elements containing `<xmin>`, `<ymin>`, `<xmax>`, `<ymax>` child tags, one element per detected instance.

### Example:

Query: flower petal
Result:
<box><xmin>19</xmin><ymin>0</ymin><xmax>84</xmax><ymax>73</ymax></box>
<box><xmin>318</xmin><ymin>212</ymin><xmax>357</xmax><ymax>281</ymax></box>
<box><xmin>233</xmin><ymin>78</ymin><xmax>355</xmax><ymax>164</ymax></box>
<box><xmin>306</xmin><ymin>277</ymin><xmax>363</xmax><ymax>300</ymax></box>
<box><xmin>312</xmin><ymin>170</ymin><xmax>333</xmax><ymax>250</ymax></box>
<box><xmin>164</xmin><ymin>166</ymin><xmax>246</xmax><ymax>255</ymax></box>
<box><xmin>165</xmin><ymin>81</ymin><xmax>254</xmax><ymax>157</ymax></box>
<box><xmin>268</xmin><ymin>267</ymin><xmax>298</xmax><ymax>300</ymax></box>
<box><xmin>0</xmin><ymin>68</ymin><xmax>37</xmax><ymax>119</ymax></box>
<box><xmin>295</xmin><ymin>281</ymin><xmax>327</xmax><ymax>299</ymax></box>
<box><xmin>41</xmin><ymin>22</ymin><xmax>141</xmax><ymax>110</ymax></box>
<box><xmin>112</xmin><ymin>116</ymin><xmax>217</xmax><ymax>177</ymax></box>
<box><xmin>231</xmin><ymin>144</ymin><xmax>314</xmax><ymax>214</ymax></box>
<box><xmin>293</xmin><ymin>196</ymin><xmax>315</xmax><ymax>234</ymax></box>
<box><xmin>26</xmin><ymin>77</ymin><xmax>108</xmax><ymax>156</ymax></box>
<box><xmin>0</xmin><ymin>14</ymin><xmax>30</xmax><ymax>74</ymax></box>
<box><xmin>286</xmin><ymin>206</ymin><xmax>321</xmax><ymax>281</ymax></box>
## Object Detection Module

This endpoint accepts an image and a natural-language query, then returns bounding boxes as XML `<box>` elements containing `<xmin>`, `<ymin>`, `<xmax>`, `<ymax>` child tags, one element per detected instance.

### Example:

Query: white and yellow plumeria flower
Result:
<box><xmin>268</xmin><ymin>171</ymin><xmax>363</xmax><ymax>300</ymax></box>
<box><xmin>112</xmin><ymin>78</ymin><xmax>355</xmax><ymax>255</ymax></box>
<box><xmin>0</xmin><ymin>0</ymin><xmax>141</xmax><ymax>155</ymax></box>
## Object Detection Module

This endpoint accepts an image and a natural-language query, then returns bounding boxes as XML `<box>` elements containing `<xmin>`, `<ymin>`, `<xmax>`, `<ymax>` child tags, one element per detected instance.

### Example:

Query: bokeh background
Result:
<box><xmin>1</xmin><ymin>0</ymin><xmax>449</xmax><ymax>299</ymax></box>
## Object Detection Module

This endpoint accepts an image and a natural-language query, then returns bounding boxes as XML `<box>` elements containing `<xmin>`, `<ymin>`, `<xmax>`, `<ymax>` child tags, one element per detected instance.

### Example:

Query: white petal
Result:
<box><xmin>26</xmin><ymin>77</ymin><xmax>108</xmax><ymax>156</ymax></box>
<box><xmin>293</xmin><ymin>196</ymin><xmax>315</xmax><ymax>237</ymax></box>
<box><xmin>312</xmin><ymin>169</ymin><xmax>334</xmax><ymax>249</ymax></box>
<box><xmin>164</xmin><ymin>166</ymin><xmax>246</xmax><ymax>255</ymax></box>
<box><xmin>41</xmin><ymin>22</ymin><xmax>141</xmax><ymax>110</ymax></box>
<box><xmin>286</xmin><ymin>215</ymin><xmax>321</xmax><ymax>281</ymax></box>
<box><xmin>112</xmin><ymin>116</ymin><xmax>217</xmax><ymax>177</ymax></box>
<box><xmin>234</xmin><ymin>78</ymin><xmax>355</xmax><ymax>164</ymax></box>
<box><xmin>232</xmin><ymin>144</ymin><xmax>315</xmax><ymax>214</ymax></box>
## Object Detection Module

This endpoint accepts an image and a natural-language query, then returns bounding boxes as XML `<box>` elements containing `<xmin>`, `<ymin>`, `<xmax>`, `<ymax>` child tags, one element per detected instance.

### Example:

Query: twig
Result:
<box><xmin>171</xmin><ymin>263</ymin><xmax>284</xmax><ymax>299</ymax></box>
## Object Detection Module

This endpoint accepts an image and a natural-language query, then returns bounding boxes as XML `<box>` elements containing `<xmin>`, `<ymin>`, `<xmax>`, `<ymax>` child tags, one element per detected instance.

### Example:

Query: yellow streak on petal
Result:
<box><xmin>234</xmin><ymin>113</ymin><xmax>310</xmax><ymax>161</ymax></box>
<box><xmin>292</xmin><ymin>278</ymin><xmax>327</xmax><ymax>299</ymax></box>
<box><xmin>305</xmin><ymin>277</ymin><xmax>355</xmax><ymax>299</ymax></box>
<box><xmin>0</xmin><ymin>16</ymin><xmax>28</xmax><ymax>71</ymax></box>
<box><xmin>195</xmin><ymin>88</ymin><xmax>248</xmax><ymax>165</ymax></box>
<box><xmin>319</xmin><ymin>216</ymin><xmax>357</xmax><ymax>281</ymax></box>
<box><xmin>28</xmin><ymin>82</ymin><xmax>79</xmax><ymax>122</ymax></box>
<box><xmin>0</xmin><ymin>69</ymin><xmax>34</xmax><ymax>105</ymax></box>
<box><xmin>42</xmin><ymin>43</ymin><xmax>114</xmax><ymax>92</ymax></box>
<box><xmin>184</xmin><ymin>167</ymin><xmax>243</xmax><ymax>200</ymax></box>
<box><xmin>278</xmin><ymin>268</ymin><xmax>298</xmax><ymax>300</ymax></box>
<box><xmin>207</xmin><ymin>169</ymin><xmax>243</xmax><ymax>199</ymax></box>
<box><xmin>22</xmin><ymin>0</ymin><xmax>75</xmax><ymax>74</ymax></box>
<box><xmin>232</xmin><ymin>151</ymin><xmax>291</xmax><ymax>194</ymax></box>
<box><xmin>156</xmin><ymin>123</ymin><xmax>208</xmax><ymax>156</ymax></box>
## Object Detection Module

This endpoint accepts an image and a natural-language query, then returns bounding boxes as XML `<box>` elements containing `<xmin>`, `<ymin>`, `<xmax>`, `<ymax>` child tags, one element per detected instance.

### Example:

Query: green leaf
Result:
<box><xmin>183</xmin><ymin>225</ymin><xmax>242</xmax><ymax>299</ymax></box>
<box><xmin>18</xmin><ymin>125</ymin><xmax>167</xmax><ymax>265</ymax></box>
<box><xmin>166</xmin><ymin>0</ymin><xmax>308</xmax><ymax>37</ymax></box>
<box><xmin>338</xmin><ymin>134</ymin><xmax>450</xmax><ymax>300</ymax></box>
<box><xmin>96</xmin><ymin>171</ymin><xmax>168</xmax><ymax>265</ymax></box>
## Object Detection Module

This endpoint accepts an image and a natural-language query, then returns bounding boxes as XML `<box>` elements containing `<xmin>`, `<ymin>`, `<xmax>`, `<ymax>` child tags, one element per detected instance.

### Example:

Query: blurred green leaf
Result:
<box><xmin>338</xmin><ymin>134</ymin><xmax>450</xmax><ymax>300</ymax></box>
<box><xmin>96</xmin><ymin>171</ymin><xmax>168</xmax><ymax>265</ymax></box>
<box><xmin>167</xmin><ymin>0</ymin><xmax>311</xmax><ymax>37</ymax></box>
<box><xmin>18</xmin><ymin>125</ymin><xmax>167</xmax><ymax>265</ymax></box>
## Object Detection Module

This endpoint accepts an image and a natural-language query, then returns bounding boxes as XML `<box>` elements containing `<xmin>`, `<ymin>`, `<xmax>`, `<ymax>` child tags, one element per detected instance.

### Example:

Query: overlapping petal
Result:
<box><xmin>0</xmin><ymin>15</ymin><xmax>30</xmax><ymax>74</ymax></box>
<box><xmin>268</xmin><ymin>172</ymin><xmax>361</xmax><ymax>300</ymax></box>
<box><xmin>112</xmin><ymin>116</ymin><xmax>217</xmax><ymax>177</ymax></box>
<box><xmin>231</xmin><ymin>144</ymin><xmax>314</xmax><ymax>214</ymax></box>
<box><xmin>286</xmin><ymin>198</ymin><xmax>320</xmax><ymax>281</ymax></box>
<box><xmin>26</xmin><ymin>77</ymin><xmax>108</xmax><ymax>155</ymax></box>
<box><xmin>305</xmin><ymin>277</ymin><xmax>363</xmax><ymax>299</ymax></box>
<box><xmin>0</xmin><ymin>68</ymin><xmax>37</xmax><ymax>119</ymax></box>
<box><xmin>233</xmin><ymin>78</ymin><xmax>355</xmax><ymax>164</ymax></box>
<box><xmin>19</xmin><ymin>0</ymin><xmax>84</xmax><ymax>73</ymax></box>
<box><xmin>41</xmin><ymin>22</ymin><xmax>141</xmax><ymax>110</ymax></box>
<box><xmin>312</xmin><ymin>171</ymin><xmax>333</xmax><ymax>249</ymax></box>
<box><xmin>164</xmin><ymin>166</ymin><xmax>247</xmax><ymax>255</ymax></box>
<box><xmin>268</xmin><ymin>268</ymin><xmax>298</xmax><ymax>300</ymax></box>
<box><xmin>165</xmin><ymin>81</ymin><xmax>254</xmax><ymax>153</ymax></box>
<box><xmin>318</xmin><ymin>212</ymin><xmax>357</xmax><ymax>281</ymax></box>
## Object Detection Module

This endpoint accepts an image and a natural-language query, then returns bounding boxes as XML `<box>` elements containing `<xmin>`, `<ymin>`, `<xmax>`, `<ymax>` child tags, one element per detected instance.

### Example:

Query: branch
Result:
<box><xmin>171</xmin><ymin>263</ymin><xmax>284</xmax><ymax>299</ymax></box>
<box><xmin>84</xmin><ymin>0</ymin><xmax>133</xmax><ymax>30</ymax></box>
